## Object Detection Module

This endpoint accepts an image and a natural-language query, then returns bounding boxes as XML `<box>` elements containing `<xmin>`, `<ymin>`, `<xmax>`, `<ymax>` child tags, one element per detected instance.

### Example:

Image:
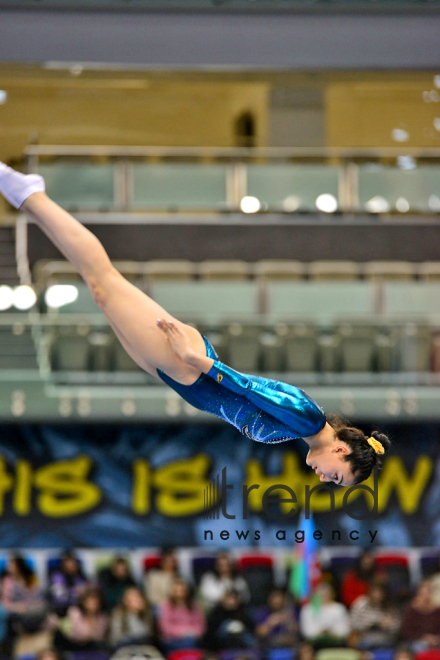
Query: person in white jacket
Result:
<box><xmin>299</xmin><ymin>582</ymin><xmax>351</xmax><ymax>649</ymax></box>
<box><xmin>199</xmin><ymin>552</ymin><xmax>250</xmax><ymax>611</ymax></box>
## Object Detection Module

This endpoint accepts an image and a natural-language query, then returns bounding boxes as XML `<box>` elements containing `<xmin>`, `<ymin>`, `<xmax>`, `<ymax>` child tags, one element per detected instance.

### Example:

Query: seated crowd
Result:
<box><xmin>1</xmin><ymin>549</ymin><xmax>440</xmax><ymax>660</ymax></box>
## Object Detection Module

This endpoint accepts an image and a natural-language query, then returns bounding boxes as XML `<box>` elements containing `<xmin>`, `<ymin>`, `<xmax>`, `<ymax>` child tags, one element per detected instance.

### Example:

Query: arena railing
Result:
<box><xmin>3</xmin><ymin>313</ymin><xmax>440</xmax><ymax>421</ymax></box>
<box><xmin>1</xmin><ymin>0</ymin><xmax>439</xmax><ymax>10</ymax></box>
<box><xmin>23</xmin><ymin>145</ymin><xmax>440</xmax><ymax>217</ymax></box>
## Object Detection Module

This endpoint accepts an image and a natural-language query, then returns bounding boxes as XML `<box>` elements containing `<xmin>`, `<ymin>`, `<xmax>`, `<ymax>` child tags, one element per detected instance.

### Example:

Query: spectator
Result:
<box><xmin>157</xmin><ymin>577</ymin><xmax>206</xmax><ymax>654</ymax></box>
<box><xmin>48</xmin><ymin>551</ymin><xmax>88</xmax><ymax>616</ymax></box>
<box><xmin>350</xmin><ymin>581</ymin><xmax>400</xmax><ymax>649</ymax></box>
<box><xmin>428</xmin><ymin>554</ymin><xmax>440</xmax><ymax>607</ymax></box>
<box><xmin>340</xmin><ymin>551</ymin><xmax>384</xmax><ymax>608</ymax></box>
<box><xmin>110</xmin><ymin>586</ymin><xmax>154</xmax><ymax>649</ymax></box>
<box><xmin>199</xmin><ymin>552</ymin><xmax>250</xmax><ymax>611</ymax></box>
<box><xmin>393</xmin><ymin>648</ymin><xmax>414</xmax><ymax>660</ymax></box>
<box><xmin>0</xmin><ymin>555</ymin><xmax>48</xmax><ymax>643</ymax></box>
<box><xmin>255</xmin><ymin>587</ymin><xmax>297</xmax><ymax>650</ymax></box>
<box><xmin>298</xmin><ymin>641</ymin><xmax>315</xmax><ymax>660</ymax></box>
<box><xmin>400</xmin><ymin>581</ymin><xmax>440</xmax><ymax>654</ymax></box>
<box><xmin>37</xmin><ymin>651</ymin><xmax>62</xmax><ymax>660</ymax></box>
<box><xmin>54</xmin><ymin>587</ymin><xmax>108</xmax><ymax>652</ymax></box>
<box><xmin>204</xmin><ymin>588</ymin><xmax>255</xmax><ymax>651</ymax></box>
<box><xmin>98</xmin><ymin>556</ymin><xmax>136</xmax><ymax>611</ymax></box>
<box><xmin>299</xmin><ymin>582</ymin><xmax>351</xmax><ymax>650</ymax></box>
<box><xmin>144</xmin><ymin>548</ymin><xmax>179</xmax><ymax>608</ymax></box>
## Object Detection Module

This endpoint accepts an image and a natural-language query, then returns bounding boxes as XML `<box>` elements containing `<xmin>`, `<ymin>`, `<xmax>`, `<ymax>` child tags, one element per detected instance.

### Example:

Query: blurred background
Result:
<box><xmin>1</xmin><ymin>1</ymin><xmax>440</xmax><ymax>659</ymax></box>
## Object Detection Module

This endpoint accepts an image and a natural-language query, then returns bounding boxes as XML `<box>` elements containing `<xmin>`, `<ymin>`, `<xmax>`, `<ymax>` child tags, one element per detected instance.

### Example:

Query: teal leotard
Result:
<box><xmin>157</xmin><ymin>335</ymin><xmax>326</xmax><ymax>444</ymax></box>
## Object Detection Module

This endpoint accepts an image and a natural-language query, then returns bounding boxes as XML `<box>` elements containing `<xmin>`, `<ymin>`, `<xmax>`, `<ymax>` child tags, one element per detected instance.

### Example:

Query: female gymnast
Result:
<box><xmin>0</xmin><ymin>163</ymin><xmax>390</xmax><ymax>487</ymax></box>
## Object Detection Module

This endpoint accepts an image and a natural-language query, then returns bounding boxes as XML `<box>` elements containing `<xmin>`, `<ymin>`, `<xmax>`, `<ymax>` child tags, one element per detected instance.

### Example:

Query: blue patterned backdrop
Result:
<box><xmin>0</xmin><ymin>422</ymin><xmax>438</xmax><ymax>548</ymax></box>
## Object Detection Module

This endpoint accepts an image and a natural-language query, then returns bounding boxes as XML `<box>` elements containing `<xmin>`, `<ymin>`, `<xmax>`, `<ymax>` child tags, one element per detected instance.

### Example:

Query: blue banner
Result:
<box><xmin>0</xmin><ymin>422</ymin><xmax>438</xmax><ymax>548</ymax></box>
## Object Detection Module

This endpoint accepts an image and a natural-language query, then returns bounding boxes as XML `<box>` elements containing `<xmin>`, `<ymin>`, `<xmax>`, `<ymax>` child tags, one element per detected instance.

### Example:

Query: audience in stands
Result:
<box><xmin>340</xmin><ymin>551</ymin><xmax>384</xmax><ymax>608</ymax></box>
<box><xmin>0</xmin><ymin>555</ymin><xmax>49</xmax><ymax>652</ymax></box>
<box><xmin>204</xmin><ymin>588</ymin><xmax>255</xmax><ymax>651</ymax></box>
<box><xmin>199</xmin><ymin>551</ymin><xmax>250</xmax><ymax>611</ymax></box>
<box><xmin>145</xmin><ymin>548</ymin><xmax>179</xmax><ymax>608</ymax></box>
<box><xmin>7</xmin><ymin>548</ymin><xmax>440</xmax><ymax>659</ymax></box>
<box><xmin>400</xmin><ymin>580</ymin><xmax>440</xmax><ymax>653</ymax></box>
<box><xmin>54</xmin><ymin>586</ymin><xmax>108</xmax><ymax>652</ymax></box>
<box><xmin>157</xmin><ymin>576</ymin><xmax>206</xmax><ymax>654</ymax></box>
<box><xmin>109</xmin><ymin>586</ymin><xmax>154</xmax><ymax>649</ymax></box>
<box><xmin>255</xmin><ymin>587</ymin><xmax>297</xmax><ymax>650</ymax></box>
<box><xmin>350</xmin><ymin>581</ymin><xmax>400</xmax><ymax>649</ymax></box>
<box><xmin>98</xmin><ymin>556</ymin><xmax>137</xmax><ymax>612</ymax></box>
<box><xmin>299</xmin><ymin>582</ymin><xmax>351</xmax><ymax>650</ymax></box>
<box><xmin>48</xmin><ymin>551</ymin><xmax>88</xmax><ymax>616</ymax></box>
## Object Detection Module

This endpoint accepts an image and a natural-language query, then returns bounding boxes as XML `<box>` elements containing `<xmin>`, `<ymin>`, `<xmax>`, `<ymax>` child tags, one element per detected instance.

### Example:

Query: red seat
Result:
<box><xmin>167</xmin><ymin>650</ymin><xmax>205</xmax><ymax>660</ymax></box>
<box><xmin>236</xmin><ymin>554</ymin><xmax>273</xmax><ymax>569</ymax></box>
<box><xmin>375</xmin><ymin>553</ymin><xmax>409</xmax><ymax>567</ymax></box>
<box><xmin>143</xmin><ymin>555</ymin><xmax>162</xmax><ymax>571</ymax></box>
<box><xmin>415</xmin><ymin>650</ymin><xmax>440</xmax><ymax>660</ymax></box>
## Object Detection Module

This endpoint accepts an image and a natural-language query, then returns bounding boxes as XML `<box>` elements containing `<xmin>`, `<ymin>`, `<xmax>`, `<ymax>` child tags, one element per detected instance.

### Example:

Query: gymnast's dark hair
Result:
<box><xmin>327</xmin><ymin>414</ymin><xmax>391</xmax><ymax>485</ymax></box>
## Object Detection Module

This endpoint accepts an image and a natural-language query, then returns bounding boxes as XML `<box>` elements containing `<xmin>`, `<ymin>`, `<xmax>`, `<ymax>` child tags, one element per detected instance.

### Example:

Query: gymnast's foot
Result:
<box><xmin>0</xmin><ymin>162</ymin><xmax>45</xmax><ymax>210</ymax></box>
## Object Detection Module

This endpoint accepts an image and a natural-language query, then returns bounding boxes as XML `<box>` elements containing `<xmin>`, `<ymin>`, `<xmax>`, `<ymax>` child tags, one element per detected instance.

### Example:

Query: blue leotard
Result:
<box><xmin>157</xmin><ymin>335</ymin><xmax>326</xmax><ymax>444</ymax></box>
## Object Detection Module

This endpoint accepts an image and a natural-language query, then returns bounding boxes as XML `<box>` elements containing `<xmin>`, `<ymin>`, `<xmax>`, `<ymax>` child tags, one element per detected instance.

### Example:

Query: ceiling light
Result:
<box><xmin>0</xmin><ymin>285</ymin><xmax>13</xmax><ymax>311</ymax></box>
<box><xmin>240</xmin><ymin>196</ymin><xmax>261</xmax><ymax>214</ymax></box>
<box><xmin>392</xmin><ymin>128</ymin><xmax>409</xmax><ymax>143</ymax></box>
<box><xmin>13</xmin><ymin>285</ymin><xmax>37</xmax><ymax>310</ymax></box>
<box><xmin>396</xmin><ymin>197</ymin><xmax>410</xmax><ymax>213</ymax></box>
<box><xmin>366</xmin><ymin>196</ymin><xmax>390</xmax><ymax>214</ymax></box>
<box><xmin>315</xmin><ymin>194</ymin><xmax>338</xmax><ymax>213</ymax></box>
<box><xmin>45</xmin><ymin>284</ymin><xmax>79</xmax><ymax>308</ymax></box>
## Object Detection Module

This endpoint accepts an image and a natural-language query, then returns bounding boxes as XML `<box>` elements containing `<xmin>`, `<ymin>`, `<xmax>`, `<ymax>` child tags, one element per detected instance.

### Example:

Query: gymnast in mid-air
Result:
<box><xmin>0</xmin><ymin>163</ymin><xmax>390</xmax><ymax>486</ymax></box>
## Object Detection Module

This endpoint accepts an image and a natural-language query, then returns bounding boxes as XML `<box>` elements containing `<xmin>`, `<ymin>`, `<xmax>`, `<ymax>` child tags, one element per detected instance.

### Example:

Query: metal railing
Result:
<box><xmin>23</xmin><ymin>144</ymin><xmax>440</xmax><ymax>216</ymax></box>
<box><xmin>2</xmin><ymin>0</ymin><xmax>439</xmax><ymax>10</ymax></box>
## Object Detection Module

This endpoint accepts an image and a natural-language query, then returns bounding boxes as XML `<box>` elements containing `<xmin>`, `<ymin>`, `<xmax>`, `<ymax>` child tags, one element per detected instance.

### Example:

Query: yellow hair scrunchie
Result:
<box><xmin>367</xmin><ymin>436</ymin><xmax>385</xmax><ymax>454</ymax></box>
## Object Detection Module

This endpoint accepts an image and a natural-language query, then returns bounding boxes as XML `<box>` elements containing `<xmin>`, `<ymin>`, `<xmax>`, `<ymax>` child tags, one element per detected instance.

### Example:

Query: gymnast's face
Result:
<box><xmin>305</xmin><ymin>442</ymin><xmax>355</xmax><ymax>487</ymax></box>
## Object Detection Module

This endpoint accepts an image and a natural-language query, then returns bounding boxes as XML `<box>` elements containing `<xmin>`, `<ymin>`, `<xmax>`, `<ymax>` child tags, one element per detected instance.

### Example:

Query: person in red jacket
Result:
<box><xmin>340</xmin><ymin>551</ymin><xmax>385</xmax><ymax>608</ymax></box>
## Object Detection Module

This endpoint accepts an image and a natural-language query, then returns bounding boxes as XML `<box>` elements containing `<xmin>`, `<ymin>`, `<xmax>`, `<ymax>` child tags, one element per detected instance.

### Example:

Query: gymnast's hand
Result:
<box><xmin>157</xmin><ymin>318</ymin><xmax>196</xmax><ymax>363</ymax></box>
<box><xmin>157</xmin><ymin>318</ymin><xmax>215</xmax><ymax>374</ymax></box>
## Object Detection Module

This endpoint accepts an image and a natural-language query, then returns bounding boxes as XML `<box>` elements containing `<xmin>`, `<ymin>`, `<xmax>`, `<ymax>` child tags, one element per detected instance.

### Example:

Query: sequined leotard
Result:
<box><xmin>157</xmin><ymin>335</ymin><xmax>326</xmax><ymax>444</ymax></box>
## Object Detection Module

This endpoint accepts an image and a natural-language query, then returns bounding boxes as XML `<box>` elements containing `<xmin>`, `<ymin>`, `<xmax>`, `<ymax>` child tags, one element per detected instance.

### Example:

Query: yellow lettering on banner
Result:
<box><xmin>0</xmin><ymin>458</ymin><xmax>14</xmax><ymax>515</ymax></box>
<box><xmin>154</xmin><ymin>454</ymin><xmax>211</xmax><ymax>516</ymax></box>
<box><xmin>14</xmin><ymin>460</ymin><xmax>33</xmax><ymax>516</ymax></box>
<box><xmin>375</xmin><ymin>455</ymin><xmax>432</xmax><ymax>515</ymax></box>
<box><xmin>34</xmin><ymin>456</ymin><xmax>102</xmax><ymax>517</ymax></box>
<box><xmin>132</xmin><ymin>460</ymin><xmax>152</xmax><ymax>515</ymax></box>
<box><xmin>245</xmin><ymin>452</ymin><xmax>347</xmax><ymax>513</ymax></box>
<box><xmin>244</xmin><ymin>453</ymin><xmax>329</xmax><ymax>513</ymax></box>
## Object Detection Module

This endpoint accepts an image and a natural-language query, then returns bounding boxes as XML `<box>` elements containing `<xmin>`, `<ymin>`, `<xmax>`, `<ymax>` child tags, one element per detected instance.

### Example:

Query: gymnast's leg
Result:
<box><xmin>0</xmin><ymin>165</ymin><xmax>205</xmax><ymax>384</ymax></box>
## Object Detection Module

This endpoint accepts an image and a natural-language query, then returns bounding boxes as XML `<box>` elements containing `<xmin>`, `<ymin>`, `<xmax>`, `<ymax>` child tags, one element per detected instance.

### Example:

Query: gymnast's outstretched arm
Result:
<box><xmin>0</xmin><ymin>163</ymin><xmax>206</xmax><ymax>384</ymax></box>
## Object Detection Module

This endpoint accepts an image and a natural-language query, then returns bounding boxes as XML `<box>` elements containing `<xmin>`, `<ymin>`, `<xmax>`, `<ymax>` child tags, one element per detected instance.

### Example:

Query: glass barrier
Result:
<box><xmin>39</xmin><ymin>163</ymin><xmax>115</xmax><ymax>211</ymax></box>
<box><xmin>132</xmin><ymin>163</ymin><xmax>229</xmax><ymax>211</ymax></box>
<box><xmin>30</xmin><ymin>152</ymin><xmax>440</xmax><ymax>214</ymax></box>
<box><xmin>247</xmin><ymin>164</ymin><xmax>341</xmax><ymax>213</ymax></box>
<box><xmin>358</xmin><ymin>165</ymin><xmax>440</xmax><ymax>214</ymax></box>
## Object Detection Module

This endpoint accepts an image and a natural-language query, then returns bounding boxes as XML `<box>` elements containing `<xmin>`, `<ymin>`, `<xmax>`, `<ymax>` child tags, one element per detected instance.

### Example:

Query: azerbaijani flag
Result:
<box><xmin>289</xmin><ymin>509</ymin><xmax>321</xmax><ymax>605</ymax></box>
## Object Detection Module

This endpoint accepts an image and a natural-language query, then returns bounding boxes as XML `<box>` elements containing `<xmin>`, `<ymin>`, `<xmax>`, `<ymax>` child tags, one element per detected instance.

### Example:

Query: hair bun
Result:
<box><xmin>370</xmin><ymin>431</ymin><xmax>391</xmax><ymax>454</ymax></box>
